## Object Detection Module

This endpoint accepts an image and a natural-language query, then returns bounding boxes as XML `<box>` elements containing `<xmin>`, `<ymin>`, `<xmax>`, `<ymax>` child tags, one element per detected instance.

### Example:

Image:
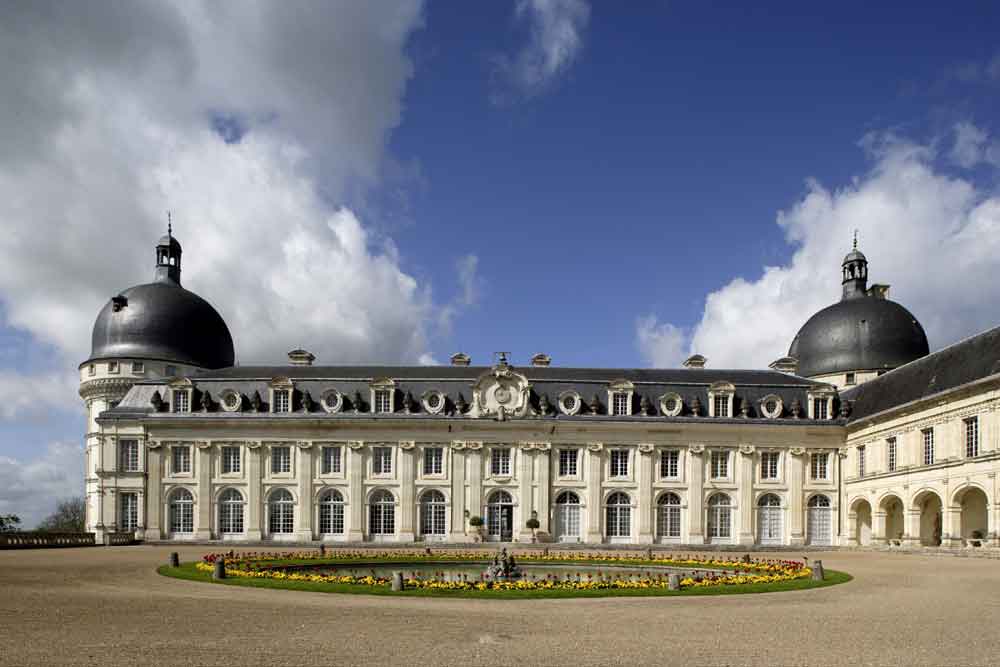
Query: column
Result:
<box><xmin>687</xmin><ymin>448</ymin><xmax>704</xmax><ymax>544</ymax></box>
<box><xmin>398</xmin><ymin>443</ymin><xmax>416</xmax><ymax>542</ymax></box>
<box><xmin>904</xmin><ymin>509</ymin><xmax>922</xmax><ymax>546</ymax></box>
<box><xmin>449</xmin><ymin>446</ymin><xmax>466</xmax><ymax>541</ymax></box>
<box><xmin>195</xmin><ymin>442</ymin><xmax>212</xmax><ymax>540</ymax></box>
<box><xmin>467</xmin><ymin>445</ymin><xmax>483</xmax><ymax>522</ymax></box>
<box><xmin>942</xmin><ymin>506</ymin><xmax>963</xmax><ymax>547</ymax></box>
<box><xmin>788</xmin><ymin>450</ymin><xmax>805</xmax><ymax>546</ymax></box>
<box><xmin>536</xmin><ymin>446</ymin><xmax>551</xmax><ymax>537</ymax></box>
<box><xmin>518</xmin><ymin>445</ymin><xmax>534</xmax><ymax>542</ymax></box>
<box><xmin>585</xmin><ymin>445</ymin><xmax>603</xmax><ymax>543</ymax></box>
<box><xmin>738</xmin><ymin>447</ymin><xmax>755</xmax><ymax>546</ymax></box>
<box><xmin>246</xmin><ymin>442</ymin><xmax>262</xmax><ymax>540</ymax></box>
<box><xmin>347</xmin><ymin>443</ymin><xmax>365</xmax><ymax>541</ymax></box>
<box><xmin>295</xmin><ymin>442</ymin><xmax>314</xmax><ymax>541</ymax></box>
<box><xmin>637</xmin><ymin>446</ymin><xmax>654</xmax><ymax>544</ymax></box>
<box><xmin>144</xmin><ymin>445</ymin><xmax>162</xmax><ymax>540</ymax></box>
<box><xmin>873</xmin><ymin>510</ymin><xmax>887</xmax><ymax>544</ymax></box>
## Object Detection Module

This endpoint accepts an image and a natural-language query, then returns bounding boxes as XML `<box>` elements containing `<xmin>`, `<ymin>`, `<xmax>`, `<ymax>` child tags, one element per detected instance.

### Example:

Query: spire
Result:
<box><xmin>155</xmin><ymin>213</ymin><xmax>183</xmax><ymax>285</ymax></box>
<box><xmin>841</xmin><ymin>233</ymin><xmax>868</xmax><ymax>300</ymax></box>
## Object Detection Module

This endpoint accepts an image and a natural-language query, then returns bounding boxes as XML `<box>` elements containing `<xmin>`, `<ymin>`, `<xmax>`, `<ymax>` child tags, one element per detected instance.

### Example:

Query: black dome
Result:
<box><xmin>88</xmin><ymin>281</ymin><xmax>235</xmax><ymax>369</ymax></box>
<box><xmin>789</xmin><ymin>296</ymin><xmax>928</xmax><ymax>378</ymax></box>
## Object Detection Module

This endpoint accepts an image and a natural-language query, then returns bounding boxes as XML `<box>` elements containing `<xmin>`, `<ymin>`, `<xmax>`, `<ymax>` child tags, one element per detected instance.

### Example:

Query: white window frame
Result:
<box><xmin>318</xmin><ymin>489</ymin><xmax>345</xmax><ymax>535</ymax></box>
<box><xmin>807</xmin><ymin>390</ymin><xmax>834</xmax><ymax>420</ymax></box>
<box><xmin>169</xmin><ymin>488</ymin><xmax>194</xmax><ymax>534</ymax></box>
<box><xmin>171</xmin><ymin>388</ymin><xmax>191</xmax><ymax>413</ymax></box>
<box><xmin>423</xmin><ymin>446</ymin><xmax>444</xmax><ymax>476</ymax></box>
<box><xmin>171</xmin><ymin>445</ymin><xmax>192</xmax><ymax>475</ymax></box>
<box><xmin>219</xmin><ymin>488</ymin><xmax>245</xmax><ymax>535</ymax></box>
<box><xmin>119</xmin><ymin>492</ymin><xmax>138</xmax><ymax>532</ymax></box>
<box><xmin>857</xmin><ymin>445</ymin><xmax>866</xmax><ymax>478</ymax></box>
<box><xmin>710</xmin><ymin>450</ymin><xmax>730</xmax><ymax>480</ymax></box>
<box><xmin>221</xmin><ymin>446</ymin><xmax>241</xmax><ymax>475</ymax></box>
<box><xmin>965</xmin><ymin>417</ymin><xmax>979</xmax><ymax>458</ymax></box>
<box><xmin>490</xmin><ymin>447</ymin><xmax>512</xmax><ymax>477</ymax></box>
<box><xmin>321</xmin><ymin>446</ymin><xmax>343</xmax><ymax>476</ymax></box>
<box><xmin>886</xmin><ymin>438</ymin><xmax>897</xmax><ymax>473</ymax></box>
<box><xmin>707</xmin><ymin>382</ymin><xmax>735</xmax><ymax>418</ymax></box>
<box><xmin>922</xmin><ymin>428</ymin><xmax>935</xmax><ymax>465</ymax></box>
<box><xmin>656</xmin><ymin>492</ymin><xmax>682</xmax><ymax>540</ymax></box>
<box><xmin>558</xmin><ymin>448</ymin><xmax>579</xmax><ymax>478</ymax></box>
<box><xmin>606</xmin><ymin>381</ymin><xmax>634</xmax><ymax>417</ymax></box>
<box><xmin>267</xmin><ymin>489</ymin><xmax>295</xmax><ymax>535</ymax></box>
<box><xmin>609</xmin><ymin>449</ymin><xmax>629</xmax><ymax>478</ymax></box>
<box><xmin>372</xmin><ymin>446</ymin><xmax>393</xmax><ymax>476</ymax></box>
<box><xmin>270</xmin><ymin>445</ymin><xmax>292</xmax><ymax>475</ymax></box>
<box><xmin>810</xmin><ymin>452</ymin><xmax>829</xmax><ymax>480</ymax></box>
<box><xmin>272</xmin><ymin>389</ymin><xmax>292</xmax><ymax>413</ymax></box>
<box><xmin>370</xmin><ymin>379</ymin><xmax>396</xmax><ymax>414</ymax></box>
<box><xmin>419</xmin><ymin>490</ymin><xmax>448</xmax><ymax>538</ymax></box>
<box><xmin>659</xmin><ymin>449</ymin><xmax>680</xmax><ymax>480</ymax></box>
<box><xmin>760</xmin><ymin>451</ymin><xmax>780</xmax><ymax>480</ymax></box>
<box><xmin>119</xmin><ymin>439</ymin><xmax>140</xmax><ymax>473</ymax></box>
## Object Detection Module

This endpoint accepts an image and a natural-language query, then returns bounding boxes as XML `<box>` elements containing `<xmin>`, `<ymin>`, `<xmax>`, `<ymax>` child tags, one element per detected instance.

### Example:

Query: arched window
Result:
<box><xmin>605</xmin><ymin>492</ymin><xmax>631</xmax><ymax>540</ymax></box>
<box><xmin>369</xmin><ymin>490</ymin><xmax>395</xmax><ymax>536</ymax></box>
<box><xmin>420</xmin><ymin>490</ymin><xmax>446</xmax><ymax>537</ymax></box>
<box><xmin>657</xmin><ymin>492</ymin><xmax>682</xmax><ymax>539</ymax></box>
<box><xmin>756</xmin><ymin>493</ymin><xmax>783</xmax><ymax>545</ymax></box>
<box><xmin>707</xmin><ymin>493</ymin><xmax>731</xmax><ymax>541</ymax></box>
<box><xmin>319</xmin><ymin>489</ymin><xmax>345</xmax><ymax>535</ymax></box>
<box><xmin>486</xmin><ymin>490</ymin><xmax>514</xmax><ymax>541</ymax></box>
<box><xmin>218</xmin><ymin>488</ymin><xmax>244</xmax><ymax>535</ymax></box>
<box><xmin>554</xmin><ymin>491</ymin><xmax>581</xmax><ymax>542</ymax></box>
<box><xmin>807</xmin><ymin>494</ymin><xmax>832</xmax><ymax>545</ymax></box>
<box><xmin>169</xmin><ymin>488</ymin><xmax>194</xmax><ymax>534</ymax></box>
<box><xmin>268</xmin><ymin>489</ymin><xmax>294</xmax><ymax>534</ymax></box>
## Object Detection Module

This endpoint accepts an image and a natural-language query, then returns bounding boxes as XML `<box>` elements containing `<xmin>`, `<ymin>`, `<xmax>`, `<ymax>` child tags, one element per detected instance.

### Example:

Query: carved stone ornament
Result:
<box><xmin>465</xmin><ymin>441</ymin><xmax>483</xmax><ymax>450</ymax></box>
<box><xmin>195</xmin><ymin>441</ymin><xmax>211</xmax><ymax>450</ymax></box>
<box><xmin>837</xmin><ymin>446</ymin><xmax>849</xmax><ymax>458</ymax></box>
<box><xmin>251</xmin><ymin>390</ymin><xmax>263</xmax><ymax>412</ymax></box>
<box><xmin>450</xmin><ymin>441</ymin><xmax>467</xmax><ymax>450</ymax></box>
<box><xmin>150</xmin><ymin>390</ymin><xmax>164</xmax><ymax>412</ymax></box>
<box><xmin>403</xmin><ymin>391</ymin><xmax>415</xmax><ymax>414</ymax></box>
<box><xmin>295</xmin><ymin>440</ymin><xmax>313</xmax><ymax>449</ymax></box>
<box><xmin>639</xmin><ymin>395</ymin><xmax>652</xmax><ymax>416</ymax></box>
<box><xmin>399</xmin><ymin>440</ymin><xmax>416</xmax><ymax>450</ymax></box>
<box><xmin>246</xmin><ymin>440</ymin><xmax>262</xmax><ymax>450</ymax></box>
<box><xmin>347</xmin><ymin>440</ymin><xmax>365</xmax><ymax>450</ymax></box>
<box><xmin>789</xmin><ymin>446</ymin><xmax>806</xmax><ymax>457</ymax></box>
<box><xmin>689</xmin><ymin>443</ymin><xmax>706</xmax><ymax>454</ymax></box>
<box><xmin>321</xmin><ymin>389</ymin><xmax>342</xmax><ymax>413</ymax></box>
<box><xmin>454</xmin><ymin>393</ymin><xmax>469</xmax><ymax>415</ymax></box>
<box><xmin>637</xmin><ymin>443</ymin><xmax>654</xmax><ymax>454</ymax></box>
<box><xmin>470</xmin><ymin>362</ymin><xmax>531</xmax><ymax>419</ymax></box>
<box><xmin>352</xmin><ymin>390</ymin><xmax>364</xmax><ymax>414</ymax></box>
<box><xmin>738</xmin><ymin>443</ymin><xmax>755</xmax><ymax>455</ymax></box>
<box><xmin>200</xmin><ymin>390</ymin><xmax>212</xmax><ymax>412</ymax></box>
<box><xmin>588</xmin><ymin>394</ymin><xmax>601</xmax><ymax>415</ymax></box>
<box><xmin>790</xmin><ymin>398</ymin><xmax>802</xmax><ymax>418</ymax></box>
<box><xmin>537</xmin><ymin>393</ymin><xmax>552</xmax><ymax>416</ymax></box>
<box><xmin>839</xmin><ymin>400</ymin><xmax>851</xmax><ymax>418</ymax></box>
<box><xmin>738</xmin><ymin>398</ymin><xmax>749</xmax><ymax>418</ymax></box>
<box><xmin>301</xmin><ymin>391</ymin><xmax>315</xmax><ymax>413</ymax></box>
<box><xmin>659</xmin><ymin>392</ymin><xmax>683</xmax><ymax>417</ymax></box>
<box><xmin>146</xmin><ymin>440</ymin><xmax>162</xmax><ymax>449</ymax></box>
<box><xmin>690</xmin><ymin>396</ymin><xmax>702</xmax><ymax>417</ymax></box>
<box><xmin>586</xmin><ymin>442</ymin><xmax>603</xmax><ymax>452</ymax></box>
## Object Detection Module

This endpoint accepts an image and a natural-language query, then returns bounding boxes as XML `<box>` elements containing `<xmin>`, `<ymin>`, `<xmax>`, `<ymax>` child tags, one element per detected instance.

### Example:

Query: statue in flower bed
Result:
<box><xmin>485</xmin><ymin>548</ymin><xmax>522</xmax><ymax>580</ymax></box>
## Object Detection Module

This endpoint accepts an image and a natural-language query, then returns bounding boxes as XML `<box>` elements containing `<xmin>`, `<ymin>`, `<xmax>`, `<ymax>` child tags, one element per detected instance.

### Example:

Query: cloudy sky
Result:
<box><xmin>1</xmin><ymin>1</ymin><xmax>999</xmax><ymax>526</ymax></box>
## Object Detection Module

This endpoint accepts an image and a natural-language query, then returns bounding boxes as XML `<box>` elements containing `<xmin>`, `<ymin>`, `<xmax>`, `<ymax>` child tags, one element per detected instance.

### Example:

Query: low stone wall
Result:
<box><xmin>105</xmin><ymin>532</ymin><xmax>135</xmax><ymax>546</ymax></box>
<box><xmin>0</xmin><ymin>532</ymin><xmax>97</xmax><ymax>549</ymax></box>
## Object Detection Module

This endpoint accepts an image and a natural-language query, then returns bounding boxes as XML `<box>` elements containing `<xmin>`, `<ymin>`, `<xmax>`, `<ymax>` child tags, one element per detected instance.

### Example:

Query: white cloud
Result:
<box><xmin>456</xmin><ymin>254</ymin><xmax>481</xmax><ymax>307</ymax></box>
<box><xmin>950</xmin><ymin>122</ymin><xmax>1000</xmax><ymax>169</ymax></box>
<box><xmin>636</xmin><ymin>316</ymin><xmax>687</xmax><ymax>368</ymax></box>
<box><xmin>0</xmin><ymin>442</ymin><xmax>83</xmax><ymax>528</ymax></box>
<box><xmin>638</xmin><ymin>132</ymin><xmax>1000</xmax><ymax>369</ymax></box>
<box><xmin>0</xmin><ymin>372</ymin><xmax>79</xmax><ymax>420</ymax></box>
<box><xmin>493</xmin><ymin>0</ymin><xmax>590</xmax><ymax>100</ymax></box>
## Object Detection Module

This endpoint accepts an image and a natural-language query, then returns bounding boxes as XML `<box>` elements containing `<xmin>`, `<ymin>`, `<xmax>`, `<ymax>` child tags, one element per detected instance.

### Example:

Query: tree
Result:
<box><xmin>37</xmin><ymin>497</ymin><xmax>86</xmax><ymax>533</ymax></box>
<box><xmin>0</xmin><ymin>514</ymin><xmax>21</xmax><ymax>532</ymax></box>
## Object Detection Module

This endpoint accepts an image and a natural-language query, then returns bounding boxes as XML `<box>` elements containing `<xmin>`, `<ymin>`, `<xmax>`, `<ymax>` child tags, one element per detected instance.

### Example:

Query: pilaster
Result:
<box><xmin>195</xmin><ymin>441</ymin><xmax>212</xmax><ymax>539</ymax></box>
<box><xmin>144</xmin><ymin>444</ymin><xmax>162</xmax><ymax>540</ymax></box>
<box><xmin>517</xmin><ymin>445</ymin><xmax>534</xmax><ymax>542</ymax></box>
<box><xmin>246</xmin><ymin>441</ymin><xmax>262</xmax><ymax>540</ymax></box>
<box><xmin>467</xmin><ymin>444</ymin><xmax>483</xmax><ymax>521</ymax></box>
<box><xmin>295</xmin><ymin>442</ymin><xmax>314</xmax><ymax>541</ymax></box>
<box><xmin>398</xmin><ymin>442</ymin><xmax>416</xmax><ymax>542</ymax></box>
<box><xmin>535</xmin><ymin>445</ymin><xmax>551</xmax><ymax>537</ymax></box>
<box><xmin>347</xmin><ymin>442</ymin><xmax>365</xmax><ymax>541</ymax></box>
<box><xmin>636</xmin><ymin>445</ymin><xmax>654</xmax><ymax>544</ymax></box>
<box><xmin>687</xmin><ymin>446</ymin><xmax>705</xmax><ymax>544</ymax></box>
<box><xmin>738</xmin><ymin>445</ymin><xmax>755</xmax><ymax>545</ymax></box>
<box><xmin>788</xmin><ymin>448</ymin><xmax>805</xmax><ymax>546</ymax></box>
<box><xmin>449</xmin><ymin>445</ymin><xmax>467</xmax><ymax>541</ymax></box>
<box><xmin>585</xmin><ymin>444</ymin><xmax>603</xmax><ymax>543</ymax></box>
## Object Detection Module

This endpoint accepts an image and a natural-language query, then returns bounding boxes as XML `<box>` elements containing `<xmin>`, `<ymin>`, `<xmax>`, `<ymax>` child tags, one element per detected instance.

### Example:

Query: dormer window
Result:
<box><xmin>713</xmin><ymin>395</ymin><xmax>729</xmax><ymax>417</ymax></box>
<box><xmin>131</xmin><ymin>361</ymin><xmax>144</xmax><ymax>374</ymax></box>
<box><xmin>375</xmin><ymin>390</ymin><xmax>392</xmax><ymax>414</ymax></box>
<box><xmin>760</xmin><ymin>394</ymin><xmax>783</xmax><ymax>419</ymax></box>
<box><xmin>273</xmin><ymin>389</ymin><xmax>291</xmax><ymax>413</ymax></box>
<box><xmin>612</xmin><ymin>393</ymin><xmax>629</xmax><ymax>416</ymax></box>
<box><xmin>807</xmin><ymin>387</ymin><xmax>835</xmax><ymax>420</ymax></box>
<box><xmin>607</xmin><ymin>380</ymin><xmax>634</xmax><ymax>417</ymax></box>
<box><xmin>813</xmin><ymin>398</ymin><xmax>828</xmax><ymax>420</ymax></box>
<box><xmin>707</xmin><ymin>382</ymin><xmax>735</xmax><ymax>418</ymax></box>
<box><xmin>370</xmin><ymin>378</ymin><xmax>396</xmax><ymax>414</ymax></box>
<box><xmin>172</xmin><ymin>389</ymin><xmax>190</xmax><ymax>413</ymax></box>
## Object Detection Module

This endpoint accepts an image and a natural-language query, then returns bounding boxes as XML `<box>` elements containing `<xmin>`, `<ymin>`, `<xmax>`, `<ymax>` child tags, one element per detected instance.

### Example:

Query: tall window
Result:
<box><xmin>374</xmin><ymin>389</ymin><xmax>392</xmax><ymax>414</ymax></box>
<box><xmin>887</xmin><ymin>438</ymin><xmax>897</xmax><ymax>472</ymax></box>
<box><xmin>707</xmin><ymin>493</ymin><xmax>732</xmax><ymax>540</ymax></box>
<box><xmin>221</xmin><ymin>446</ymin><xmax>241</xmax><ymax>474</ymax></box>
<box><xmin>273</xmin><ymin>389</ymin><xmax>291</xmax><ymax>413</ymax></box>
<box><xmin>965</xmin><ymin>417</ymin><xmax>979</xmax><ymax>458</ymax></box>
<box><xmin>420</xmin><ymin>490</ymin><xmax>446</xmax><ymax>536</ymax></box>
<box><xmin>119</xmin><ymin>492</ymin><xmax>138</xmax><ymax>531</ymax></box>
<box><xmin>810</xmin><ymin>452</ymin><xmax>828</xmax><ymax>480</ymax></box>
<box><xmin>605</xmin><ymin>492</ymin><xmax>631</xmax><ymax>538</ymax></box>
<box><xmin>813</xmin><ymin>398</ymin><xmax>828</xmax><ymax>420</ymax></box>
<box><xmin>612</xmin><ymin>392</ymin><xmax>629</xmax><ymax>416</ymax></box>
<box><xmin>271</xmin><ymin>446</ymin><xmax>291</xmax><ymax>474</ymax></box>
<box><xmin>554</xmin><ymin>491</ymin><xmax>580</xmax><ymax>541</ymax></box>
<box><xmin>172</xmin><ymin>390</ymin><xmax>189</xmax><ymax>413</ymax></box>
<box><xmin>172</xmin><ymin>445</ymin><xmax>191</xmax><ymax>474</ymax></box>
<box><xmin>490</xmin><ymin>448</ymin><xmax>511</xmax><ymax>476</ymax></box>
<box><xmin>119</xmin><ymin>439</ymin><xmax>140</xmax><ymax>472</ymax></box>
<box><xmin>760</xmin><ymin>452</ymin><xmax>779</xmax><ymax>480</ymax></box>
<box><xmin>423</xmin><ymin>447</ymin><xmax>443</xmax><ymax>475</ymax></box>
<box><xmin>857</xmin><ymin>445</ymin><xmax>866</xmax><ymax>477</ymax></box>
<box><xmin>169</xmin><ymin>488</ymin><xmax>194</xmax><ymax>533</ymax></box>
<box><xmin>219</xmin><ymin>489</ymin><xmax>244</xmax><ymax>534</ymax></box>
<box><xmin>660</xmin><ymin>450</ymin><xmax>679</xmax><ymax>478</ymax></box>
<box><xmin>657</xmin><ymin>492</ymin><xmax>681</xmax><ymax>538</ymax></box>
<box><xmin>319</xmin><ymin>489</ymin><xmax>345</xmax><ymax>535</ymax></box>
<box><xmin>922</xmin><ymin>428</ymin><xmax>935</xmax><ymax>466</ymax></box>
<box><xmin>107</xmin><ymin>360</ymin><xmax>119</xmax><ymax>374</ymax></box>
<box><xmin>807</xmin><ymin>495</ymin><xmax>832</xmax><ymax>545</ymax></box>
<box><xmin>558</xmin><ymin>449</ymin><xmax>578</xmax><ymax>477</ymax></box>
<box><xmin>845</xmin><ymin>372</ymin><xmax>856</xmax><ymax>385</ymax></box>
<box><xmin>710</xmin><ymin>450</ymin><xmax>729</xmax><ymax>479</ymax></box>
<box><xmin>321</xmin><ymin>446</ymin><xmax>342</xmax><ymax>475</ymax></box>
<box><xmin>268</xmin><ymin>489</ymin><xmax>294</xmax><ymax>534</ymax></box>
<box><xmin>373</xmin><ymin>447</ymin><xmax>392</xmax><ymax>475</ymax></box>
<box><xmin>609</xmin><ymin>449</ymin><xmax>629</xmax><ymax>477</ymax></box>
<box><xmin>713</xmin><ymin>395</ymin><xmax>729</xmax><ymax>417</ymax></box>
<box><xmin>369</xmin><ymin>490</ymin><xmax>395</xmax><ymax>535</ymax></box>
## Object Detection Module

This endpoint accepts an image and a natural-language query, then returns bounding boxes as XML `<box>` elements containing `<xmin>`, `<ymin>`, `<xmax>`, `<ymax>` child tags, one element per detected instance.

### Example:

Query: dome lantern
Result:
<box><xmin>155</xmin><ymin>216</ymin><xmax>182</xmax><ymax>285</ymax></box>
<box><xmin>841</xmin><ymin>231</ymin><xmax>868</xmax><ymax>300</ymax></box>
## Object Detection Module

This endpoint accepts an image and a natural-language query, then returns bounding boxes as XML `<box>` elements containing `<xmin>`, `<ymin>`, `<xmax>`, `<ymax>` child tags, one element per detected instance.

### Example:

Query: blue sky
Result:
<box><xmin>1</xmin><ymin>1</ymin><xmax>999</xmax><ymax>525</ymax></box>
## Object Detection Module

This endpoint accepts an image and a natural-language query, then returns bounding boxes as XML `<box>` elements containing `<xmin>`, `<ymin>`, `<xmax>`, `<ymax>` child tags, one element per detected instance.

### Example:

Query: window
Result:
<box><xmin>169</xmin><ymin>488</ymin><xmax>193</xmax><ymax>533</ymax></box>
<box><xmin>171</xmin><ymin>445</ymin><xmax>191</xmax><ymax>474</ymax></box>
<box><xmin>813</xmin><ymin>398</ymin><xmax>828</xmax><ymax>420</ymax></box>
<box><xmin>845</xmin><ymin>372</ymin><xmax>856</xmax><ymax>385</ymax></box>
<box><xmin>807</xmin><ymin>495</ymin><xmax>832</xmax><ymax>546</ymax></box>
<box><xmin>605</xmin><ymin>492</ymin><xmax>631</xmax><ymax>538</ymax></box>
<box><xmin>554</xmin><ymin>491</ymin><xmax>580</xmax><ymax>540</ymax></box>
<box><xmin>319</xmin><ymin>489</ymin><xmax>344</xmax><ymax>534</ymax></box>
<box><xmin>172</xmin><ymin>390</ymin><xmax>189</xmax><ymax>413</ymax></box>
<box><xmin>612</xmin><ymin>392</ymin><xmax>629</xmax><ymax>416</ymax></box>
<box><xmin>857</xmin><ymin>445</ymin><xmax>866</xmax><ymax>477</ymax></box>
<box><xmin>710</xmin><ymin>450</ymin><xmax>729</xmax><ymax>479</ymax></box>
<box><xmin>713</xmin><ymin>395</ymin><xmax>729</xmax><ymax>418</ymax></box>
<box><xmin>810</xmin><ymin>453</ymin><xmax>828</xmax><ymax>480</ymax></box>
<box><xmin>374</xmin><ymin>389</ymin><xmax>392</xmax><ymax>414</ymax></box>
<box><xmin>609</xmin><ymin>449</ymin><xmax>629</xmax><ymax>477</ymax></box>
<box><xmin>887</xmin><ymin>438</ymin><xmax>897</xmax><ymax>472</ymax></box>
<box><xmin>373</xmin><ymin>447</ymin><xmax>392</xmax><ymax>475</ymax></box>
<box><xmin>369</xmin><ymin>490</ymin><xmax>395</xmax><ymax>535</ymax></box>
<box><xmin>131</xmin><ymin>361</ymin><xmax>144</xmax><ymax>374</ymax></box>
<box><xmin>707</xmin><ymin>493</ymin><xmax>732</xmax><ymax>540</ymax></box>
<box><xmin>273</xmin><ymin>389</ymin><xmax>291</xmax><ymax>413</ymax></box>
<box><xmin>165</xmin><ymin>365</ymin><xmax>176</xmax><ymax>377</ymax></box>
<box><xmin>423</xmin><ymin>447</ymin><xmax>443</xmax><ymax>475</ymax></box>
<box><xmin>657</xmin><ymin>493</ymin><xmax>681</xmax><ymax>538</ymax></box>
<box><xmin>922</xmin><ymin>428</ymin><xmax>935</xmax><ymax>465</ymax></box>
<box><xmin>271</xmin><ymin>446</ymin><xmax>291</xmax><ymax>474</ymax></box>
<box><xmin>490</xmin><ymin>448</ymin><xmax>511</xmax><ymax>476</ymax></box>
<box><xmin>420</xmin><ymin>490</ymin><xmax>446</xmax><ymax>536</ymax></box>
<box><xmin>88</xmin><ymin>364</ymin><xmax>96</xmax><ymax>376</ymax></box>
<box><xmin>219</xmin><ymin>489</ymin><xmax>244</xmax><ymax>534</ymax></box>
<box><xmin>660</xmin><ymin>450</ymin><xmax>679</xmax><ymax>479</ymax></box>
<box><xmin>321</xmin><ymin>446</ymin><xmax>341</xmax><ymax>475</ymax></box>
<box><xmin>119</xmin><ymin>439</ymin><xmax>140</xmax><ymax>472</ymax></box>
<box><xmin>221</xmin><ymin>446</ymin><xmax>241</xmax><ymax>474</ymax></box>
<box><xmin>119</xmin><ymin>493</ymin><xmax>138</xmax><ymax>531</ymax></box>
<box><xmin>760</xmin><ymin>451</ymin><xmax>779</xmax><ymax>480</ymax></box>
<box><xmin>107</xmin><ymin>361</ymin><xmax>119</xmax><ymax>374</ymax></box>
<box><xmin>965</xmin><ymin>417</ymin><xmax>979</xmax><ymax>458</ymax></box>
<box><xmin>558</xmin><ymin>449</ymin><xmax>578</xmax><ymax>477</ymax></box>
<box><xmin>268</xmin><ymin>489</ymin><xmax>294</xmax><ymax>534</ymax></box>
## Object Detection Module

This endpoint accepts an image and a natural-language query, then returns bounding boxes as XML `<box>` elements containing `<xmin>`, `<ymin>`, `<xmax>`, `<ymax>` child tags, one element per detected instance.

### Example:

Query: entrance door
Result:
<box><xmin>487</xmin><ymin>490</ymin><xmax>514</xmax><ymax>541</ymax></box>
<box><xmin>756</xmin><ymin>494</ymin><xmax>783</xmax><ymax>545</ymax></box>
<box><xmin>807</xmin><ymin>495</ymin><xmax>832</xmax><ymax>546</ymax></box>
<box><xmin>554</xmin><ymin>491</ymin><xmax>581</xmax><ymax>542</ymax></box>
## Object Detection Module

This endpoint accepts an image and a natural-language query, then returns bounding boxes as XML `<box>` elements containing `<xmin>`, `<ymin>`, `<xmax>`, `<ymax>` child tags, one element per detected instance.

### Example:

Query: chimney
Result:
<box><xmin>769</xmin><ymin>356</ymin><xmax>798</xmax><ymax>374</ymax></box>
<box><xmin>867</xmin><ymin>284</ymin><xmax>890</xmax><ymax>300</ymax></box>
<box><xmin>287</xmin><ymin>349</ymin><xmax>315</xmax><ymax>366</ymax></box>
<box><xmin>682</xmin><ymin>354</ymin><xmax>706</xmax><ymax>369</ymax></box>
<box><xmin>450</xmin><ymin>352</ymin><xmax>471</xmax><ymax>367</ymax></box>
<box><xmin>530</xmin><ymin>353</ymin><xmax>551</xmax><ymax>367</ymax></box>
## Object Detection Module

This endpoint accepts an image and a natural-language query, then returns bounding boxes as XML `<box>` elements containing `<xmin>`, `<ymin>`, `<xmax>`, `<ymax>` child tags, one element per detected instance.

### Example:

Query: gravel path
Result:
<box><xmin>1</xmin><ymin>546</ymin><xmax>998</xmax><ymax>666</ymax></box>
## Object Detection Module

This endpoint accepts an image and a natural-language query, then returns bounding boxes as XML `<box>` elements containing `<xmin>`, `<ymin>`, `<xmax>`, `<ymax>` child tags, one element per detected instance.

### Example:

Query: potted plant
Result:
<box><xmin>468</xmin><ymin>515</ymin><xmax>484</xmax><ymax>542</ymax></box>
<box><xmin>526</xmin><ymin>517</ymin><xmax>540</xmax><ymax>543</ymax></box>
<box><xmin>970</xmin><ymin>529</ymin><xmax>985</xmax><ymax>547</ymax></box>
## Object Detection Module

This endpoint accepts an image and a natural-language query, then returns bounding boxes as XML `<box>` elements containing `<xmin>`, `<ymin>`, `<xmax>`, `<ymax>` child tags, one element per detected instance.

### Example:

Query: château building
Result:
<box><xmin>79</xmin><ymin>231</ymin><xmax>1000</xmax><ymax>548</ymax></box>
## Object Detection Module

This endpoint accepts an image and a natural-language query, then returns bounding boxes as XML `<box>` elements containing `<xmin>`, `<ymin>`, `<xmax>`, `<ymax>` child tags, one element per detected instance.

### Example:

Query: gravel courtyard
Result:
<box><xmin>2</xmin><ymin>546</ymin><xmax>998</xmax><ymax>666</ymax></box>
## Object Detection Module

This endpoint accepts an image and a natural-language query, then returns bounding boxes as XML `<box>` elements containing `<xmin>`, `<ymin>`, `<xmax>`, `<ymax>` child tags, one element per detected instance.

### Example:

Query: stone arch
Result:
<box><xmin>849</xmin><ymin>496</ymin><xmax>873</xmax><ymax>546</ymax></box>
<box><xmin>952</xmin><ymin>484</ymin><xmax>989</xmax><ymax>544</ymax></box>
<box><xmin>878</xmin><ymin>493</ymin><xmax>905</xmax><ymax>543</ymax></box>
<box><xmin>910</xmin><ymin>488</ymin><xmax>943</xmax><ymax>546</ymax></box>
